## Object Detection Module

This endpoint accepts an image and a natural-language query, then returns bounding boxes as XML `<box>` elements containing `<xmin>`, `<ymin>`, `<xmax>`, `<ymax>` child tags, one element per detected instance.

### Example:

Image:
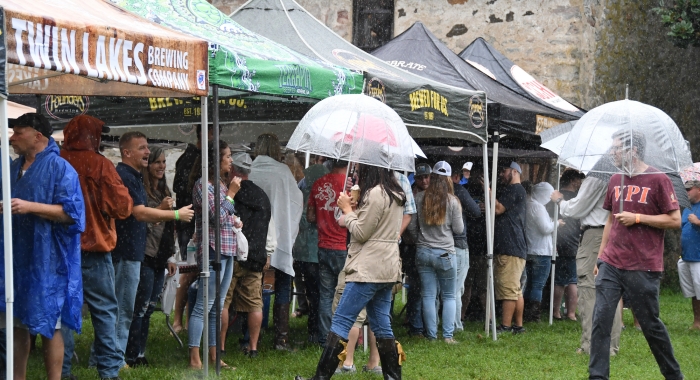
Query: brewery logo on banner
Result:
<box><xmin>385</xmin><ymin>60</ymin><xmax>426</xmax><ymax>71</ymax></box>
<box><xmin>276</xmin><ymin>64</ymin><xmax>312</xmax><ymax>95</ymax></box>
<box><xmin>535</xmin><ymin>115</ymin><xmax>565</xmax><ymax>135</ymax></box>
<box><xmin>9</xmin><ymin>17</ymin><xmax>196</xmax><ymax>92</ymax></box>
<box><xmin>45</xmin><ymin>96</ymin><xmax>89</xmax><ymax>121</ymax></box>
<box><xmin>408</xmin><ymin>89</ymin><xmax>448</xmax><ymax>117</ymax></box>
<box><xmin>509</xmin><ymin>65</ymin><xmax>579</xmax><ymax>113</ymax></box>
<box><xmin>469</xmin><ymin>95</ymin><xmax>484</xmax><ymax>128</ymax></box>
<box><xmin>366</xmin><ymin>77</ymin><xmax>385</xmax><ymax>103</ymax></box>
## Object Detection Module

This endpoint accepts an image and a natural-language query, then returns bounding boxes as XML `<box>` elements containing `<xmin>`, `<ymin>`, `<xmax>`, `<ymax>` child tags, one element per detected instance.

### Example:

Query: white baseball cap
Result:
<box><xmin>432</xmin><ymin>161</ymin><xmax>452</xmax><ymax>177</ymax></box>
<box><xmin>462</xmin><ymin>162</ymin><xmax>473</xmax><ymax>171</ymax></box>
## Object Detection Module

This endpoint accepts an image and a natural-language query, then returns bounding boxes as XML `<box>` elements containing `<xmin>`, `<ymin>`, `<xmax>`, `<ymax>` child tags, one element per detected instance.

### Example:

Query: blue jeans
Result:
<box><xmin>188</xmin><ymin>253</ymin><xmax>234</xmax><ymax>348</ymax></box>
<box><xmin>416</xmin><ymin>246</ymin><xmax>457</xmax><ymax>339</ymax></box>
<box><xmin>274</xmin><ymin>268</ymin><xmax>293</xmax><ymax>305</ymax></box>
<box><xmin>524</xmin><ymin>255</ymin><xmax>552</xmax><ymax>302</ymax></box>
<box><xmin>125</xmin><ymin>263</ymin><xmax>165</xmax><ymax>362</ymax></box>
<box><xmin>331</xmin><ymin>282</ymin><xmax>395</xmax><ymax>339</ymax></box>
<box><xmin>63</xmin><ymin>252</ymin><xmax>122</xmax><ymax>379</ymax></box>
<box><xmin>453</xmin><ymin>247</ymin><xmax>470</xmax><ymax>331</ymax></box>
<box><xmin>318</xmin><ymin>248</ymin><xmax>347</xmax><ymax>344</ymax></box>
<box><xmin>113</xmin><ymin>259</ymin><xmax>141</xmax><ymax>359</ymax></box>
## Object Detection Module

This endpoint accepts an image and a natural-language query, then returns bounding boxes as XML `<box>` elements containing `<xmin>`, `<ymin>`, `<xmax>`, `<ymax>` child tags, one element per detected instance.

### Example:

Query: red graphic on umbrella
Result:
<box><xmin>332</xmin><ymin>114</ymin><xmax>398</xmax><ymax>147</ymax></box>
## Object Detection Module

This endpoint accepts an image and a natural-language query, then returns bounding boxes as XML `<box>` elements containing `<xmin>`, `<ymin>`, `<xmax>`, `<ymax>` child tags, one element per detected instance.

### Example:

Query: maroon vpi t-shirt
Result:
<box><xmin>601</xmin><ymin>167</ymin><xmax>679</xmax><ymax>272</ymax></box>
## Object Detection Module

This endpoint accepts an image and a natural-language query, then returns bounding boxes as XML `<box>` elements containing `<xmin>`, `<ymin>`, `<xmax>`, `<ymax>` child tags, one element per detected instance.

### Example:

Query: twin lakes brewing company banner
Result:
<box><xmin>3</xmin><ymin>0</ymin><xmax>209</xmax><ymax>97</ymax></box>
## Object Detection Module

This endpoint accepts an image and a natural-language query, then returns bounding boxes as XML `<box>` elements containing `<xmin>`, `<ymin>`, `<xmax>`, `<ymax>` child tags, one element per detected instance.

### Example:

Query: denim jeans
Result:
<box><xmin>524</xmin><ymin>255</ymin><xmax>552</xmax><ymax>302</ymax></box>
<box><xmin>318</xmin><ymin>248</ymin><xmax>347</xmax><ymax>344</ymax></box>
<box><xmin>453</xmin><ymin>247</ymin><xmax>470</xmax><ymax>331</ymax></box>
<box><xmin>188</xmin><ymin>253</ymin><xmax>234</xmax><ymax>348</ymax></box>
<box><xmin>331</xmin><ymin>282</ymin><xmax>395</xmax><ymax>339</ymax></box>
<box><xmin>125</xmin><ymin>263</ymin><xmax>165</xmax><ymax>362</ymax></box>
<box><xmin>589</xmin><ymin>261</ymin><xmax>683</xmax><ymax>380</ymax></box>
<box><xmin>113</xmin><ymin>258</ymin><xmax>141</xmax><ymax>359</ymax></box>
<box><xmin>416</xmin><ymin>246</ymin><xmax>457</xmax><ymax>339</ymax></box>
<box><xmin>63</xmin><ymin>252</ymin><xmax>122</xmax><ymax>379</ymax></box>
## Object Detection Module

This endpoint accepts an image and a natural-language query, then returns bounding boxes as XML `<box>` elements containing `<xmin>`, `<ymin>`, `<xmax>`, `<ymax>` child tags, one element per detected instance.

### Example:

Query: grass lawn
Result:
<box><xmin>26</xmin><ymin>289</ymin><xmax>699</xmax><ymax>379</ymax></box>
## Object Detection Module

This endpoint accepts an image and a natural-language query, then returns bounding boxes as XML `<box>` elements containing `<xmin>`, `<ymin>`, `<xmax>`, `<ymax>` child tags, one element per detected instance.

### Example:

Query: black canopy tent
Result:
<box><xmin>459</xmin><ymin>37</ymin><xmax>586</xmax><ymax>120</ymax></box>
<box><xmin>371</xmin><ymin>22</ymin><xmax>578</xmax><ymax>140</ymax></box>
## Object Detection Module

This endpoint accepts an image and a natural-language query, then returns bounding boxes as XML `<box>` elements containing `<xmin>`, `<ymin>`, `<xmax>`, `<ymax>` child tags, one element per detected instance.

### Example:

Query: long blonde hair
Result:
<box><xmin>422</xmin><ymin>174</ymin><xmax>455</xmax><ymax>226</ymax></box>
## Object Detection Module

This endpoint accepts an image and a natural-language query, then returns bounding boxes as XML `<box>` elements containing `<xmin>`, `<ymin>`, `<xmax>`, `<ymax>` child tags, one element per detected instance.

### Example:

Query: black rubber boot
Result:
<box><xmin>376</xmin><ymin>338</ymin><xmax>402</xmax><ymax>380</ymax></box>
<box><xmin>294</xmin><ymin>332</ymin><xmax>347</xmax><ymax>380</ymax></box>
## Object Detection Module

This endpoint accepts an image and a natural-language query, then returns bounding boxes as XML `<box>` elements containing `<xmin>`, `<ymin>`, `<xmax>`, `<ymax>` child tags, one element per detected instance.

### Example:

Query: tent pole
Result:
<box><xmin>200</xmin><ymin>95</ymin><xmax>210</xmax><ymax>378</ymax></box>
<box><xmin>488</xmin><ymin>131</ymin><xmax>499</xmax><ymax>341</ymax></box>
<box><xmin>213</xmin><ymin>85</ymin><xmax>222</xmax><ymax>376</ymax></box>
<box><xmin>1</xmin><ymin>98</ymin><xmax>14</xmax><ymax>380</ymax></box>
<box><xmin>305</xmin><ymin>152</ymin><xmax>310</xmax><ymax>168</ymax></box>
<box><xmin>481</xmin><ymin>142</ymin><xmax>495</xmax><ymax>341</ymax></box>
<box><xmin>549</xmin><ymin>164</ymin><xmax>561</xmax><ymax>325</ymax></box>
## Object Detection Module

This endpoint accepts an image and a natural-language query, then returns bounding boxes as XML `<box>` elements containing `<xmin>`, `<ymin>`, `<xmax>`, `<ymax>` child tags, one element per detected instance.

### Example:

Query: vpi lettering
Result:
<box><xmin>408</xmin><ymin>89</ymin><xmax>448</xmax><ymax>117</ymax></box>
<box><xmin>613</xmin><ymin>185</ymin><xmax>651</xmax><ymax>204</ymax></box>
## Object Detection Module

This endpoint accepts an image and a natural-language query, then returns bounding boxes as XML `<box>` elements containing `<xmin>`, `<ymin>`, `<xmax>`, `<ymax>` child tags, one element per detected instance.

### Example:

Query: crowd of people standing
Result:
<box><xmin>0</xmin><ymin>113</ymin><xmax>690</xmax><ymax>380</ymax></box>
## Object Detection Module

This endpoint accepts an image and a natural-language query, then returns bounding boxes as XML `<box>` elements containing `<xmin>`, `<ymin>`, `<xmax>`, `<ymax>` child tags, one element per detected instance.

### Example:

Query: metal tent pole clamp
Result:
<box><xmin>1</xmin><ymin>99</ymin><xmax>15</xmax><ymax>380</ymax></box>
<box><xmin>488</xmin><ymin>131</ymin><xmax>499</xmax><ymax>341</ymax></box>
<box><xmin>549</xmin><ymin>164</ymin><xmax>561</xmax><ymax>325</ymax></box>
<box><xmin>213</xmin><ymin>85</ymin><xmax>222</xmax><ymax>376</ymax></box>
<box><xmin>200</xmin><ymin>95</ymin><xmax>210</xmax><ymax>377</ymax></box>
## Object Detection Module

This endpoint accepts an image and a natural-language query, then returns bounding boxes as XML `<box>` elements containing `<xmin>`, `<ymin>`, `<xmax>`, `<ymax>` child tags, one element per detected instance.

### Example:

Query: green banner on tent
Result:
<box><xmin>112</xmin><ymin>0</ymin><xmax>362</xmax><ymax>100</ymax></box>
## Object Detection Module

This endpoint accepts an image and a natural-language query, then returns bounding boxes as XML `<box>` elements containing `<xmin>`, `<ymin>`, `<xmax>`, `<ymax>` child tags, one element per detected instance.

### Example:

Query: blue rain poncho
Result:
<box><xmin>0</xmin><ymin>138</ymin><xmax>85</xmax><ymax>338</ymax></box>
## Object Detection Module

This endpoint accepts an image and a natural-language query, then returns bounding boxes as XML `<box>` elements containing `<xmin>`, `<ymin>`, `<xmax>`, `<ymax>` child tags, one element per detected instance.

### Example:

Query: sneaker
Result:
<box><xmin>61</xmin><ymin>375</ymin><xmax>78</xmax><ymax>380</ymax></box>
<box><xmin>362</xmin><ymin>365</ymin><xmax>382</xmax><ymax>374</ymax></box>
<box><xmin>496</xmin><ymin>324</ymin><xmax>513</xmax><ymax>334</ymax></box>
<box><xmin>334</xmin><ymin>364</ymin><xmax>357</xmax><ymax>374</ymax></box>
<box><xmin>444</xmin><ymin>338</ymin><xmax>459</xmax><ymax>344</ymax></box>
<box><xmin>512</xmin><ymin>325</ymin><xmax>526</xmax><ymax>335</ymax></box>
<box><xmin>248</xmin><ymin>350</ymin><xmax>259</xmax><ymax>359</ymax></box>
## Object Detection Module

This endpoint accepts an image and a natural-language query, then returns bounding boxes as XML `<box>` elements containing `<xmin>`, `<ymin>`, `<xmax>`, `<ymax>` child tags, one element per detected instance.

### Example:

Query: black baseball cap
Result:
<box><xmin>9</xmin><ymin>113</ymin><xmax>52</xmax><ymax>138</ymax></box>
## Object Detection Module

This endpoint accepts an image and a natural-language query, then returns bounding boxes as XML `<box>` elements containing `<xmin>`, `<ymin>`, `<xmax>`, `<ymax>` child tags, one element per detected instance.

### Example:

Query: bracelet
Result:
<box><xmin>226</xmin><ymin>195</ymin><xmax>235</xmax><ymax>205</ymax></box>
<box><xmin>175</xmin><ymin>210</ymin><xmax>180</xmax><ymax>221</ymax></box>
<box><xmin>635</xmin><ymin>213</ymin><xmax>640</xmax><ymax>224</ymax></box>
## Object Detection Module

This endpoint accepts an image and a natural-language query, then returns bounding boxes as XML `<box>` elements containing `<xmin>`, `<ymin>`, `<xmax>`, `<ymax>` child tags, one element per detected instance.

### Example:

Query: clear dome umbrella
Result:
<box><xmin>557</xmin><ymin>99</ymin><xmax>692</xmax><ymax>212</ymax></box>
<box><xmin>287</xmin><ymin>94</ymin><xmax>416</xmax><ymax>172</ymax></box>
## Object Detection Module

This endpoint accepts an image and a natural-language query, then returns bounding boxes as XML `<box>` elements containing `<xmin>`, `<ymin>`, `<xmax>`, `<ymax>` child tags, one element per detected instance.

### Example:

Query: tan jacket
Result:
<box><xmin>340</xmin><ymin>186</ymin><xmax>404</xmax><ymax>283</ymax></box>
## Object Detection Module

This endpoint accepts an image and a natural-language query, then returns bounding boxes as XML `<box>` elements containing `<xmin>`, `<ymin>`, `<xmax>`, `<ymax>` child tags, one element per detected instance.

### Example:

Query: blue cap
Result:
<box><xmin>510</xmin><ymin>162</ymin><xmax>522</xmax><ymax>174</ymax></box>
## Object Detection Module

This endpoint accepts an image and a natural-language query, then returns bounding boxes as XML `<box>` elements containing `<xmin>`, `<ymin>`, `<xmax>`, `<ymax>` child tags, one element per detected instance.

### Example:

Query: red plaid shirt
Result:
<box><xmin>193</xmin><ymin>178</ymin><xmax>237</xmax><ymax>262</ymax></box>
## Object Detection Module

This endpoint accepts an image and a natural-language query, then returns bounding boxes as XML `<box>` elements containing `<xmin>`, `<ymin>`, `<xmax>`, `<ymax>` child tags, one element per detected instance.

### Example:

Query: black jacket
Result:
<box><xmin>453</xmin><ymin>184</ymin><xmax>481</xmax><ymax>249</ymax></box>
<box><xmin>235</xmin><ymin>180</ymin><xmax>272</xmax><ymax>272</ymax></box>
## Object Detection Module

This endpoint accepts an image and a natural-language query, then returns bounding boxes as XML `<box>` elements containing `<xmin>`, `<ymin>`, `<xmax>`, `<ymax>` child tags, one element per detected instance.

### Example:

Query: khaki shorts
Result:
<box><xmin>224</xmin><ymin>264</ymin><xmax>263</xmax><ymax>313</ymax></box>
<box><xmin>333</xmin><ymin>271</ymin><xmax>366</xmax><ymax>329</ymax></box>
<box><xmin>494</xmin><ymin>254</ymin><xmax>526</xmax><ymax>301</ymax></box>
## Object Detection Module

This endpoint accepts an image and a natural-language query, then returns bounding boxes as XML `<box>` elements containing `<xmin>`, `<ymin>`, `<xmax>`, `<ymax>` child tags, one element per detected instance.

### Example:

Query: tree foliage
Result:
<box><xmin>653</xmin><ymin>0</ymin><xmax>700</xmax><ymax>48</ymax></box>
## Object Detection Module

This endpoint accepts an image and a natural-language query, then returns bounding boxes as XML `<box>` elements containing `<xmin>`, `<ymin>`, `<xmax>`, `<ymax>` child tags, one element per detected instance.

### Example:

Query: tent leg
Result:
<box><xmin>213</xmin><ymin>85</ymin><xmax>222</xmax><ymax>376</ymax></box>
<box><xmin>550</xmin><ymin>164</ymin><xmax>561</xmax><ymax>326</ymax></box>
<box><xmin>1</xmin><ymin>98</ymin><xmax>14</xmax><ymax>380</ymax></box>
<box><xmin>488</xmin><ymin>133</ymin><xmax>499</xmax><ymax>341</ymax></box>
<box><xmin>200</xmin><ymin>95</ymin><xmax>210</xmax><ymax>378</ymax></box>
<box><xmin>482</xmin><ymin>144</ymin><xmax>492</xmax><ymax>336</ymax></box>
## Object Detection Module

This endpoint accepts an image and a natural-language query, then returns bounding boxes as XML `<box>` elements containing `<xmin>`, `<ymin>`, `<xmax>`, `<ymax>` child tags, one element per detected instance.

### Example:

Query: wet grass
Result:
<box><xmin>26</xmin><ymin>289</ymin><xmax>700</xmax><ymax>379</ymax></box>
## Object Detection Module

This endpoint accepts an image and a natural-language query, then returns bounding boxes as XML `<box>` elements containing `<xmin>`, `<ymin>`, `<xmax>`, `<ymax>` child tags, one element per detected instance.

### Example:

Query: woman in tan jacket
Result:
<box><xmin>296</xmin><ymin>165</ymin><xmax>406</xmax><ymax>380</ymax></box>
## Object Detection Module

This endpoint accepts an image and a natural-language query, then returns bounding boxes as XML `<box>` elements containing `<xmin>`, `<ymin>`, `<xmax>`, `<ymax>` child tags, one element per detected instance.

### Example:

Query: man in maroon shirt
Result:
<box><xmin>589</xmin><ymin>130</ymin><xmax>684</xmax><ymax>380</ymax></box>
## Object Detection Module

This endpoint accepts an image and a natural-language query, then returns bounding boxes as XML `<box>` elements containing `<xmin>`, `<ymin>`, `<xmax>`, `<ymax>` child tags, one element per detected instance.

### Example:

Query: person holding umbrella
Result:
<box><xmin>296</xmin><ymin>165</ymin><xmax>406</xmax><ymax>380</ymax></box>
<box><xmin>589</xmin><ymin>129</ymin><xmax>684</xmax><ymax>380</ymax></box>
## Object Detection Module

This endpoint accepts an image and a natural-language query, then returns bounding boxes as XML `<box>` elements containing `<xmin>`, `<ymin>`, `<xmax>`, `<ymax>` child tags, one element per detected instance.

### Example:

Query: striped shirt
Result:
<box><xmin>193</xmin><ymin>178</ymin><xmax>237</xmax><ymax>262</ymax></box>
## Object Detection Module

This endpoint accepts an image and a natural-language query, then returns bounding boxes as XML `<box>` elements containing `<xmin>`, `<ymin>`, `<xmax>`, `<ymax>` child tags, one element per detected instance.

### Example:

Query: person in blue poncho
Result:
<box><xmin>0</xmin><ymin>113</ymin><xmax>85</xmax><ymax>380</ymax></box>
